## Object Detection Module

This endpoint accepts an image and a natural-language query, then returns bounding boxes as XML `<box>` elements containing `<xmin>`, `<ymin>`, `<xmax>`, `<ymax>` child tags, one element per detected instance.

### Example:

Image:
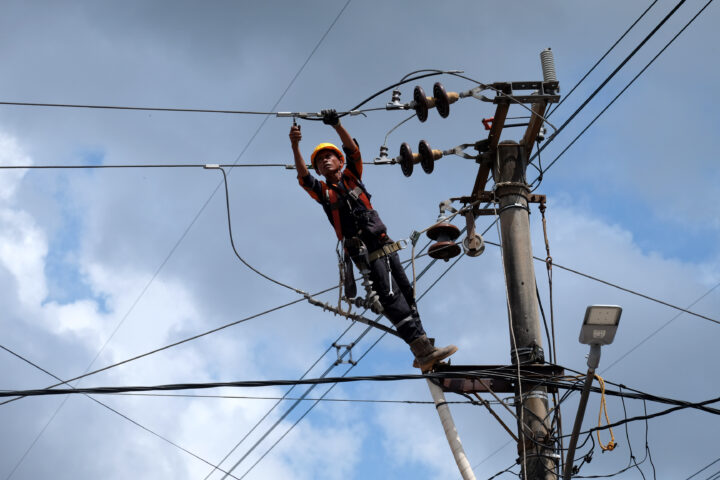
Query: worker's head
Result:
<box><xmin>311</xmin><ymin>143</ymin><xmax>344</xmax><ymax>177</ymax></box>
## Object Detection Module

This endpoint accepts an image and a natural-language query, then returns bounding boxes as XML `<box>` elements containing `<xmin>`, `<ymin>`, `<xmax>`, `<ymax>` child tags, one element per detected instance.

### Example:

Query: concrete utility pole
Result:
<box><xmin>494</xmin><ymin>140</ymin><xmax>556</xmax><ymax>479</ymax></box>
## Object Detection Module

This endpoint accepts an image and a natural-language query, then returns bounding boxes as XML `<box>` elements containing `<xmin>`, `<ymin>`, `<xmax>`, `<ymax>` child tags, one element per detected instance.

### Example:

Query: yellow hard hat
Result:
<box><xmin>311</xmin><ymin>143</ymin><xmax>344</xmax><ymax>170</ymax></box>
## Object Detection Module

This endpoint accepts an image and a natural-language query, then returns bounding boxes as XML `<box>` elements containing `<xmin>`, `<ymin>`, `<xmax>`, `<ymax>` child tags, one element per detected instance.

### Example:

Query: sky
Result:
<box><xmin>0</xmin><ymin>1</ymin><xmax>718</xmax><ymax>479</ymax></box>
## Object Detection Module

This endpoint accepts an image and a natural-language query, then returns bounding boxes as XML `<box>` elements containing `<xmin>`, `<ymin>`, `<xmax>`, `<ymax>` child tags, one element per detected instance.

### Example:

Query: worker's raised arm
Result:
<box><xmin>289</xmin><ymin>124</ymin><xmax>309</xmax><ymax>178</ymax></box>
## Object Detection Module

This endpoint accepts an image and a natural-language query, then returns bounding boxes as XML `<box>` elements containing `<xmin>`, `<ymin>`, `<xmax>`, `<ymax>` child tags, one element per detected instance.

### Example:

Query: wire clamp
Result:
<box><xmin>522</xmin><ymin>391</ymin><xmax>548</xmax><ymax>401</ymax></box>
<box><xmin>511</xmin><ymin>344</ymin><xmax>545</xmax><ymax>364</ymax></box>
<box><xmin>276</xmin><ymin>112</ymin><xmax>322</xmax><ymax>119</ymax></box>
<box><xmin>446</xmin><ymin>143</ymin><xmax>479</xmax><ymax>160</ymax></box>
<box><xmin>497</xmin><ymin>202</ymin><xmax>530</xmax><ymax>215</ymax></box>
<box><xmin>332</xmin><ymin>342</ymin><xmax>357</xmax><ymax>366</ymax></box>
<box><xmin>374</xmin><ymin>145</ymin><xmax>395</xmax><ymax>165</ymax></box>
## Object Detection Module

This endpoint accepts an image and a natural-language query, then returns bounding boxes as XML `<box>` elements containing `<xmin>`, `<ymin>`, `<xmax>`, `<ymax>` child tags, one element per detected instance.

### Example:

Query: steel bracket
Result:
<box><xmin>332</xmin><ymin>342</ymin><xmax>357</xmax><ymax>366</ymax></box>
<box><xmin>433</xmin><ymin>364</ymin><xmax>565</xmax><ymax>394</ymax></box>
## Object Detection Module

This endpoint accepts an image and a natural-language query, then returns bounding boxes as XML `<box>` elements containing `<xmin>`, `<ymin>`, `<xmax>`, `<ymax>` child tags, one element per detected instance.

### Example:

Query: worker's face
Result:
<box><xmin>315</xmin><ymin>150</ymin><xmax>342</xmax><ymax>177</ymax></box>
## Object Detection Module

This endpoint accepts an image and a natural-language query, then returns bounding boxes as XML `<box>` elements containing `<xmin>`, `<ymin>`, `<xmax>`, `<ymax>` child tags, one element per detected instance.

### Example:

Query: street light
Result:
<box><xmin>563</xmin><ymin>305</ymin><xmax>622</xmax><ymax>480</ymax></box>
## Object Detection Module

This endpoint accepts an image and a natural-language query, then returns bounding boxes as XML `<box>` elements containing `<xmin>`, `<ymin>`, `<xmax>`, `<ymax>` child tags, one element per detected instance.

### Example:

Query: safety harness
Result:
<box><xmin>324</xmin><ymin>173</ymin><xmax>373</xmax><ymax>241</ymax></box>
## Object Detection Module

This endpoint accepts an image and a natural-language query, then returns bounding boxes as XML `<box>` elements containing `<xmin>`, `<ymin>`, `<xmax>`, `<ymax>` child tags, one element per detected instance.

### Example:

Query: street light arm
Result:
<box><xmin>587</xmin><ymin>344</ymin><xmax>601</xmax><ymax>370</ymax></box>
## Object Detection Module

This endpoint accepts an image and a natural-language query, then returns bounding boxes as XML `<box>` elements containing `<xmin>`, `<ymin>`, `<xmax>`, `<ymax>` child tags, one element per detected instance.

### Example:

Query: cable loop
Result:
<box><xmin>594</xmin><ymin>374</ymin><xmax>618</xmax><ymax>452</ymax></box>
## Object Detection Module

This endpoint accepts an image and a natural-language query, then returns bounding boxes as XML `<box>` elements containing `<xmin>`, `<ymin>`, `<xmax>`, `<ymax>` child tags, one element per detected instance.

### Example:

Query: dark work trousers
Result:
<box><xmin>367</xmin><ymin>252</ymin><xmax>426</xmax><ymax>344</ymax></box>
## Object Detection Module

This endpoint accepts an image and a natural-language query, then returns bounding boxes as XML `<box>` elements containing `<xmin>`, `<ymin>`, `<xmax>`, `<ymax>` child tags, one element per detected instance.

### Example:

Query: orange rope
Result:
<box><xmin>594</xmin><ymin>374</ymin><xmax>617</xmax><ymax>452</ymax></box>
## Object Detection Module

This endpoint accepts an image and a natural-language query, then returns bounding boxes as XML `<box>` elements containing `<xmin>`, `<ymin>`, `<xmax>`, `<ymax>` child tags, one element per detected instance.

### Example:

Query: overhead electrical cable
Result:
<box><xmin>203</xmin><ymin>253</ymin><xmax>435</xmax><ymax>479</ymax></box>
<box><xmin>235</xmin><ymin>255</ymin><xmax>467</xmax><ymax>480</ymax></box>
<box><xmin>685</xmin><ymin>455</ymin><xmax>720</xmax><ymax>480</ymax></box>
<box><xmin>533</xmin><ymin>0</ymin><xmax>715</xmax><ymax>180</ymax></box>
<box><xmin>538</xmin><ymin>255</ymin><xmax>719</xmax><ymax>324</ymax></box>
<box><xmin>547</xmin><ymin>1</ymin><xmax>659</xmax><ymax>118</ymax></box>
<box><xmin>556</xmin><ymin>363</ymin><xmax>720</xmax><ymax>415</ymax></box>
<box><xmin>563</xmin><ymin>394</ymin><xmax>720</xmax><ymax>439</ymax></box>
<box><xmin>111</xmin><ymin>392</ymin><xmax>479</xmax><ymax>405</ymax></box>
<box><xmin>602</xmin><ymin>280</ymin><xmax>720</xmax><ymax>373</ymax></box>
<box><xmin>533</xmin><ymin>0</ymin><xmax>689</xmax><ymax>157</ymax></box>
<box><xmin>202</xmin><ymin>208</ymin><xmax>461</xmax><ymax>477</ymax></box>
<box><xmin>0</xmin><ymin>3</ymin><xmax>355</xmax><ymax>472</ymax></box>
<box><xmin>0</xmin><ymin>101</ymin><xmax>280</xmax><ymax>115</ymax></box>
<box><xmin>238</xmin><ymin>326</ymin><xmax>399</xmax><ymax>479</ymax></box>
<box><xmin>7</xmin><ymin>370</ymin><xmax>718</xmax><ymax>408</ymax></box>
<box><xmin>0</xmin><ymin>295</ymin><xmax>309</xmax><ymax>406</ymax></box>
<box><xmin>0</xmin><ymin>71</ymin><xmax>455</xmax><ymax>119</ymax></box>
<box><xmin>228</xmin><ymin>217</ymin><xmax>504</xmax><ymax>478</ymax></box>
<box><xmin>213</xmin><ymin>243</ymin><xmax>458</xmax><ymax>478</ymax></box>
<box><xmin>210</xmin><ymin>165</ymin><xmax>307</xmax><ymax>294</ymax></box>
<box><xmin>481</xmin><ymin>239</ymin><xmax>718</xmax><ymax>325</ymax></box>
<box><xmin>0</xmin><ymin>345</ymin><xmax>243</xmax><ymax>480</ymax></box>
<box><xmin>222</xmin><ymin>248</ymin><xmax>468</xmax><ymax>479</ymax></box>
<box><xmin>200</xmin><ymin>323</ymin><xmax>357</xmax><ymax>480</ymax></box>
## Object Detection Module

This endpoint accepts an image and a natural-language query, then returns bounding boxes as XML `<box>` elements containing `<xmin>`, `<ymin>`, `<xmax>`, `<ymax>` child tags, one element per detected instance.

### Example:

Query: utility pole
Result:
<box><xmin>385</xmin><ymin>48</ymin><xmax>561</xmax><ymax>479</ymax></box>
<box><xmin>494</xmin><ymin>139</ymin><xmax>556</xmax><ymax>479</ymax></box>
<box><xmin>483</xmin><ymin>49</ymin><xmax>560</xmax><ymax>480</ymax></box>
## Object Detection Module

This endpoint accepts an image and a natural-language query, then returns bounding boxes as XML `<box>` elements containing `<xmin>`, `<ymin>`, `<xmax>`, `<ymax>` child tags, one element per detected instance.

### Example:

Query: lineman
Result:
<box><xmin>289</xmin><ymin>109</ymin><xmax>457</xmax><ymax>371</ymax></box>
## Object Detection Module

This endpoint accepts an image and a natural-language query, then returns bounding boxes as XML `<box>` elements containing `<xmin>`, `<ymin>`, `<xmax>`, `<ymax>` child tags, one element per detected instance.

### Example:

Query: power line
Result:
<box><xmin>0</xmin><ymin>231</ymin><xmax>445</xmax><ymax>407</ymax></box>
<box><xmin>214</xmin><ymin>242</ymin><xmax>459</xmax><ymax>479</ymax></box>
<box><xmin>547</xmin><ymin>1</ymin><xmax>658</xmax><ymax>118</ymax></box>
<box><xmin>227</xmin><ymin>217</ymin><xmax>502</xmax><ymax>478</ymax></box>
<box><xmin>8</xmin><ymin>368</ymin><xmax>716</xmax><ymax>411</ymax></box>
<box><xmin>236</xmin><ymin>252</ymin><xmax>470</xmax><ymax>479</ymax></box>
<box><xmin>602</xmin><ymin>280</ymin><xmax>720</xmax><ymax>373</ymax></box>
<box><xmin>685</xmin><ymin>456</ymin><xmax>720</xmax><ymax>480</ymax></box>
<box><xmin>0</xmin><ymin>100</ymin><xmax>277</xmax><ymax>115</ymax></box>
<box><xmin>556</xmin><ymin>363</ymin><xmax>720</xmax><ymax>415</ymax></box>
<box><xmin>111</xmin><ymin>391</ymin><xmax>479</xmax><ymax>405</ymax></box>
<box><xmin>534</xmin><ymin>0</ymin><xmax>715</xmax><ymax>180</ymax></box>
<box><xmin>534</xmin><ymin>0</ymin><xmax>689</xmax><ymax>157</ymax></box>
<box><xmin>564</xmin><ymin>394</ymin><xmax>720</xmax><ymax>439</ymax></box>
<box><xmin>484</xmin><ymin>239</ymin><xmax>719</xmax><ymax>325</ymax></box>
<box><xmin>236</xmin><ymin>328</ymin><xmax>394</xmax><ymax>480</ymax></box>
<box><xmin>0</xmin><ymin>371</ymin><xmax>496</xmax><ymax>398</ymax></box>
<box><xmin>0</xmin><ymin>345</ymin><xmax>243</xmax><ymax>480</ymax></box>
<box><xmin>212</xmin><ymin>165</ymin><xmax>307</xmax><ymax>294</ymax></box>
<box><xmin>541</xmin><ymin>256</ymin><xmax>719</xmax><ymax>325</ymax></box>
<box><xmin>0</xmin><ymin>163</ymin><xmax>288</xmax><ymax>169</ymax></box>
<box><xmin>2</xmin><ymin>3</ymin><xmax>354</xmax><ymax>468</ymax></box>
<box><xmin>0</xmin><ymin>291</ymin><xmax>322</xmax><ymax>406</ymax></box>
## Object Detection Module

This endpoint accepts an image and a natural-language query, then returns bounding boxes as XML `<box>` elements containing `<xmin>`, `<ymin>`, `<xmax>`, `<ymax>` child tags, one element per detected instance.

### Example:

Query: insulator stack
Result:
<box><xmin>399</xmin><ymin>142</ymin><xmax>418</xmax><ymax>177</ymax></box>
<box><xmin>413</xmin><ymin>82</ymin><xmax>461</xmax><ymax>122</ymax></box>
<box><xmin>433</xmin><ymin>83</ymin><xmax>460</xmax><ymax>118</ymax></box>
<box><xmin>540</xmin><ymin>48</ymin><xmax>558</xmax><ymax>93</ymax></box>
<box><xmin>398</xmin><ymin>140</ymin><xmax>444</xmax><ymax>177</ymax></box>
<box><xmin>427</xmin><ymin>222</ymin><xmax>461</xmax><ymax>261</ymax></box>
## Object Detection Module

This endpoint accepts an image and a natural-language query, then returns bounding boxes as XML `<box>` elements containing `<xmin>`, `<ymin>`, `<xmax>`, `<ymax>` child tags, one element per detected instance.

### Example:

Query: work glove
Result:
<box><xmin>321</xmin><ymin>109</ymin><xmax>339</xmax><ymax>126</ymax></box>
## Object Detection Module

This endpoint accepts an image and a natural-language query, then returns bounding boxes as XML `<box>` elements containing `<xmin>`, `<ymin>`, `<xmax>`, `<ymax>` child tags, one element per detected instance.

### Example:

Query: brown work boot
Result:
<box><xmin>409</xmin><ymin>334</ymin><xmax>458</xmax><ymax>371</ymax></box>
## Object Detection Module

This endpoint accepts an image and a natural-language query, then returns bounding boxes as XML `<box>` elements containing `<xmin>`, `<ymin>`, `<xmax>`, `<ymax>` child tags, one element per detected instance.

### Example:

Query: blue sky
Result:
<box><xmin>0</xmin><ymin>1</ymin><xmax>718</xmax><ymax>479</ymax></box>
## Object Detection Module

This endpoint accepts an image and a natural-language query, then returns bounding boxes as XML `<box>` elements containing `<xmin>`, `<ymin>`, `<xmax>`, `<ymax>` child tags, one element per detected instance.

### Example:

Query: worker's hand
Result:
<box><xmin>289</xmin><ymin>124</ymin><xmax>302</xmax><ymax>146</ymax></box>
<box><xmin>321</xmin><ymin>109</ymin><xmax>339</xmax><ymax>126</ymax></box>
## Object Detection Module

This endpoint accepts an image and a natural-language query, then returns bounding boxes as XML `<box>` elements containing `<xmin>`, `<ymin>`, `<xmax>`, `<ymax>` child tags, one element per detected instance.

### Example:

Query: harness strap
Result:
<box><xmin>326</xmin><ymin>189</ymin><xmax>343</xmax><ymax>240</ymax></box>
<box><xmin>325</xmin><ymin>174</ymin><xmax>373</xmax><ymax>241</ymax></box>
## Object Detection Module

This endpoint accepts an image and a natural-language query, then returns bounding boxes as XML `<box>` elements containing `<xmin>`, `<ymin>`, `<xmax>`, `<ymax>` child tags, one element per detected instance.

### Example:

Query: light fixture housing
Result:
<box><xmin>579</xmin><ymin>305</ymin><xmax>622</xmax><ymax>345</ymax></box>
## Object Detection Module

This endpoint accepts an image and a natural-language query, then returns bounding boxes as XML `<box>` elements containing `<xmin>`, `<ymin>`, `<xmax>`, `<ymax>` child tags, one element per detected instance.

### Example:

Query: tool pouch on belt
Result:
<box><xmin>355</xmin><ymin>209</ymin><xmax>387</xmax><ymax>248</ymax></box>
<box><xmin>343</xmin><ymin>251</ymin><xmax>357</xmax><ymax>298</ymax></box>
